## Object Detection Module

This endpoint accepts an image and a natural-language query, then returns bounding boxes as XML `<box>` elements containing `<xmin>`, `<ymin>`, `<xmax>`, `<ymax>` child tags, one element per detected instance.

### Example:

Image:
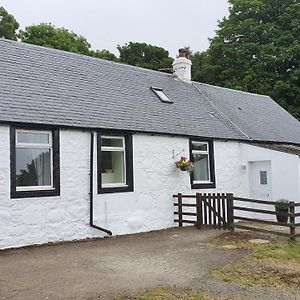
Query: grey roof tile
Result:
<box><xmin>194</xmin><ymin>82</ymin><xmax>300</xmax><ymax>144</ymax></box>
<box><xmin>0</xmin><ymin>38</ymin><xmax>300</xmax><ymax>144</ymax></box>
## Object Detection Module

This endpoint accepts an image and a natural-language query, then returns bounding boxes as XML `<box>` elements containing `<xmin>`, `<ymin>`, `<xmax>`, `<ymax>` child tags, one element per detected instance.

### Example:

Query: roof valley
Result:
<box><xmin>192</xmin><ymin>83</ymin><xmax>251</xmax><ymax>140</ymax></box>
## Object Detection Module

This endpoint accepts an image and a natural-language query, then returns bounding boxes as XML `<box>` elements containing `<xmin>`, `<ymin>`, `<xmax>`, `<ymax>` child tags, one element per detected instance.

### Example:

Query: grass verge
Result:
<box><xmin>114</xmin><ymin>288</ymin><xmax>235</xmax><ymax>300</ymax></box>
<box><xmin>212</xmin><ymin>232</ymin><xmax>300</xmax><ymax>289</ymax></box>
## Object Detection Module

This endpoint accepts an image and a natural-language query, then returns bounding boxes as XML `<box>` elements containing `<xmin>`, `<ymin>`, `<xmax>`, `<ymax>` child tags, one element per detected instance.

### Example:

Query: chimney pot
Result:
<box><xmin>172</xmin><ymin>48</ymin><xmax>192</xmax><ymax>83</ymax></box>
<box><xmin>178</xmin><ymin>48</ymin><xmax>188</xmax><ymax>58</ymax></box>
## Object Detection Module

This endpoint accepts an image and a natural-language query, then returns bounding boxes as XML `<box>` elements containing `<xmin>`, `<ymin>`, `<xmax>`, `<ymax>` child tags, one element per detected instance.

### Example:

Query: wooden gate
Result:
<box><xmin>173</xmin><ymin>193</ymin><xmax>234</xmax><ymax>230</ymax></box>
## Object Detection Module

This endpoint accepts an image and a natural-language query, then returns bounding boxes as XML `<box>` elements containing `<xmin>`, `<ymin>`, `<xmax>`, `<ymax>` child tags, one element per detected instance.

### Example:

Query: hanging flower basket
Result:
<box><xmin>175</xmin><ymin>156</ymin><xmax>194</xmax><ymax>173</ymax></box>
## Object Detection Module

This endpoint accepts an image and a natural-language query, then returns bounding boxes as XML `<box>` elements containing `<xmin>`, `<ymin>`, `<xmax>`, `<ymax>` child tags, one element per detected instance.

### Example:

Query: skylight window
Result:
<box><xmin>150</xmin><ymin>87</ymin><xmax>173</xmax><ymax>103</ymax></box>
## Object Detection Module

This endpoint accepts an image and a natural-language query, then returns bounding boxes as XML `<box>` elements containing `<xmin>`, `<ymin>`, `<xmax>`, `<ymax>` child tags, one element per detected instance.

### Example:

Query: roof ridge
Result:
<box><xmin>0</xmin><ymin>38</ymin><xmax>175</xmax><ymax>78</ymax></box>
<box><xmin>193</xmin><ymin>81</ymin><xmax>270</xmax><ymax>98</ymax></box>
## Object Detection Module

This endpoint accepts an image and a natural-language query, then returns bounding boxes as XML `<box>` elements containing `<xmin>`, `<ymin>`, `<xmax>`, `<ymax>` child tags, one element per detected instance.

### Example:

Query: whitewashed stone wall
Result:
<box><xmin>0</xmin><ymin>127</ymin><xmax>97</xmax><ymax>249</ymax></box>
<box><xmin>0</xmin><ymin>126</ymin><xmax>299</xmax><ymax>249</ymax></box>
<box><xmin>240</xmin><ymin>144</ymin><xmax>300</xmax><ymax>221</ymax></box>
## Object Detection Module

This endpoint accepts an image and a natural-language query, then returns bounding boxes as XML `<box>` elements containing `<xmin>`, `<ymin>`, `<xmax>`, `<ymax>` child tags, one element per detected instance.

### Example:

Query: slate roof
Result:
<box><xmin>250</xmin><ymin>143</ymin><xmax>300</xmax><ymax>157</ymax></box>
<box><xmin>1</xmin><ymin>38</ymin><xmax>300</xmax><ymax>144</ymax></box>
<box><xmin>195</xmin><ymin>82</ymin><xmax>300</xmax><ymax>144</ymax></box>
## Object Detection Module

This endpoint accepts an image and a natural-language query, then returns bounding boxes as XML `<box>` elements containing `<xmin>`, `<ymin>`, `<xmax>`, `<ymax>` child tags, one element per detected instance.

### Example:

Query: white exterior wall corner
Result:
<box><xmin>1</xmin><ymin>125</ymin><xmax>299</xmax><ymax>249</ymax></box>
<box><xmin>240</xmin><ymin>143</ymin><xmax>300</xmax><ymax>202</ymax></box>
<box><xmin>0</xmin><ymin>127</ymin><xmax>99</xmax><ymax>249</ymax></box>
<box><xmin>240</xmin><ymin>143</ymin><xmax>300</xmax><ymax>221</ymax></box>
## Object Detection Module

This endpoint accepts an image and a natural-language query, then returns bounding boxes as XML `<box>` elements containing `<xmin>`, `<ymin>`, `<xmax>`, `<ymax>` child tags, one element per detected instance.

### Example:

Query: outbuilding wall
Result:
<box><xmin>241</xmin><ymin>144</ymin><xmax>300</xmax><ymax>202</ymax></box>
<box><xmin>0</xmin><ymin>125</ymin><xmax>299</xmax><ymax>249</ymax></box>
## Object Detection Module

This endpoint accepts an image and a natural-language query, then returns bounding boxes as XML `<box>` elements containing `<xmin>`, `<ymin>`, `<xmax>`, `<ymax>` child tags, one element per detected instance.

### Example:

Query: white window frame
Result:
<box><xmin>191</xmin><ymin>141</ymin><xmax>211</xmax><ymax>184</ymax></box>
<box><xmin>101</xmin><ymin>135</ymin><xmax>127</xmax><ymax>188</ymax></box>
<box><xmin>15</xmin><ymin>129</ymin><xmax>54</xmax><ymax>191</ymax></box>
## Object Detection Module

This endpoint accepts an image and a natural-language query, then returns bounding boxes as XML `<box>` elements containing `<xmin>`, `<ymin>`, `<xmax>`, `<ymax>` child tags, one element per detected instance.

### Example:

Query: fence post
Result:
<box><xmin>178</xmin><ymin>193</ymin><xmax>183</xmax><ymax>227</ymax></box>
<box><xmin>226</xmin><ymin>193</ymin><xmax>234</xmax><ymax>232</ymax></box>
<box><xmin>196</xmin><ymin>193</ymin><xmax>202</xmax><ymax>229</ymax></box>
<box><xmin>289</xmin><ymin>201</ymin><xmax>295</xmax><ymax>241</ymax></box>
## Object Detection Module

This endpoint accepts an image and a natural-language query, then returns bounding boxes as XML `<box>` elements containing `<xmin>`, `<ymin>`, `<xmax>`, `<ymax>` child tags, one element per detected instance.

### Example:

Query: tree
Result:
<box><xmin>192</xmin><ymin>0</ymin><xmax>300</xmax><ymax>119</ymax></box>
<box><xmin>117</xmin><ymin>42</ymin><xmax>173</xmax><ymax>70</ymax></box>
<box><xmin>0</xmin><ymin>6</ymin><xmax>19</xmax><ymax>40</ymax></box>
<box><xmin>19</xmin><ymin>23</ymin><xmax>91</xmax><ymax>55</ymax></box>
<box><xmin>90</xmin><ymin>49</ymin><xmax>119</xmax><ymax>62</ymax></box>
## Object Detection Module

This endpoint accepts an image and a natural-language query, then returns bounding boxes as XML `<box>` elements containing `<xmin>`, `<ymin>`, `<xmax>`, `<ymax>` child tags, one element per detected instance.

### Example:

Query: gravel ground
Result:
<box><xmin>0</xmin><ymin>227</ymin><xmax>299</xmax><ymax>300</ymax></box>
<box><xmin>195</xmin><ymin>278</ymin><xmax>300</xmax><ymax>300</ymax></box>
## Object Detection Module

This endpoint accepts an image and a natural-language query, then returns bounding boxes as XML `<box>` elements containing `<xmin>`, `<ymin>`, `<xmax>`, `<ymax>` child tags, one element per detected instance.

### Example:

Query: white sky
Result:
<box><xmin>0</xmin><ymin>0</ymin><xmax>230</xmax><ymax>57</ymax></box>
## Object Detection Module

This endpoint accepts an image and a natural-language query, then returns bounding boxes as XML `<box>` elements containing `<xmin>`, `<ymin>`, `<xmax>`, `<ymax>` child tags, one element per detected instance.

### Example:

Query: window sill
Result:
<box><xmin>191</xmin><ymin>182</ymin><xmax>216</xmax><ymax>189</ymax></box>
<box><xmin>99</xmin><ymin>185</ymin><xmax>133</xmax><ymax>194</ymax></box>
<box><xmin>102</xmin><ymin>183</ymin><xmax>128</xmax><ymax>188</ymax></box>
<box><xmin>11</xmin><ymin>188</ymin><xmax>60</xmax><ymax>199</ymax></box>
<box><xmin>16</xmin><ymin>186</ymin><xmax>55</xmax><ymax>192</ymax></box>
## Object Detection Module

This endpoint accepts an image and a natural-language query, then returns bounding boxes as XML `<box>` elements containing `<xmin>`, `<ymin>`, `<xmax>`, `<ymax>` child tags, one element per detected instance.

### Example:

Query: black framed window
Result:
<box><xmin>190</xmin><ymin>139</ymin><xmax>216</xmax><ymax>189</ymax></box>
<box><xmin>10</xmin><ymin>127</ymin><xmax>60</xmax><ymax>198</ymax></box>
<box><xmin>97</xmin><ymin>132</ymin><xmax>133</xmax><ymax>194</ymax></box>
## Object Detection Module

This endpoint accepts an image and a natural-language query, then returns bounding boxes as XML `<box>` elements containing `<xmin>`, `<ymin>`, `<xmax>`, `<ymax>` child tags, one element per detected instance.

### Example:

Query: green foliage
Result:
<box><xmin>275</xmin><ymin>199</ymin><xmax>290</xmax><ymax>210</ymax></box>
<box><xmin>19</xmin><ymin>23</ymin><xmax>91</xmax><ymax>55</ymax></box>
<box><xmin>0</xmin><ymin>6</ymin><xmax>19</xmax><ymax>40</ymax></box>
<box><xmin>117</xmin><ymin>42</ymin><xmax>173</xmax><ymax>70</ymax></box>
<box><xmin>192</xmin><ymin>0</ymin><xmax>300</xmax><ymax>119</ymax></box>
<box><xmin>19</xmin><ymin>23</ymin><xmax>119</xmax><ymax>62</ymax></box>
<box><xmin>89</xmin><ymin>49</ymin><xmax>119</xmax><ymax>62</ymax></box>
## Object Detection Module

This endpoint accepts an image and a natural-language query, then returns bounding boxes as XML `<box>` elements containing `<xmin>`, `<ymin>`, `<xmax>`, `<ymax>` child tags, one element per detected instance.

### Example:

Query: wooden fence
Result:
<box><xmin>233</xmin><ymin>197</ymin><xmax>300</xmax><ymax>240</ymax></box>
<box><xmin>173</xmin><ymin>193</ymin><xmax>234</xmax><ymax>231</ymax></box>
<box><xmin>173</xmin><ymin>193</ymin><xmax>300</xmax><ymax>240</ymax></box>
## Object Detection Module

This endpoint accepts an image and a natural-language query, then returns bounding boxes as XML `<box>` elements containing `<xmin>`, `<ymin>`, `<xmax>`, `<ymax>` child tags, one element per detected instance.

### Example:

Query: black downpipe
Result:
<box><xmin>90</xmin><ymin>131</ymin><xmax>112</xmax><ymax>236</ymax></box>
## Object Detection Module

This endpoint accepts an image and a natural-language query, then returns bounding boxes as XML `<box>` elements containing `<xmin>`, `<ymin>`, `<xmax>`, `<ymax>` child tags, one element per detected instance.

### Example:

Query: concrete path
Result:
<box><xmin>0</xmin><ymin>227</ymin><xmax>243</xmax><ymax>300</ymax></box>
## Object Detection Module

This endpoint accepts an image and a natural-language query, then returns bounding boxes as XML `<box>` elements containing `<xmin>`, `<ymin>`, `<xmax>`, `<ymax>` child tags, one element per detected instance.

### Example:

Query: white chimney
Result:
<box><xmin>172</xmin><ymin>48</ymin><xmax>192</xmax><ymax>83</ymax></box>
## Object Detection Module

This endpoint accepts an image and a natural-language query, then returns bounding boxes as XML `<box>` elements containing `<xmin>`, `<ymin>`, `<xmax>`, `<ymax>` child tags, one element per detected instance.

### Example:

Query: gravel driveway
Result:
<box><xmin>1</xmin><ymin>227</ymin><xmax>297</xmax><ymax>300</ymax></box>
<box><xmin>0</xmin><ymin>227</ymin><xmax>243</xmax><ymax>300</ymax></box>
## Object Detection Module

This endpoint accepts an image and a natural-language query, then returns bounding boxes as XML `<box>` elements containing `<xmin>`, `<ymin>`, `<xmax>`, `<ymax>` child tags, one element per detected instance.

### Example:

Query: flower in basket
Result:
<box><xmin>175</xmin><ymin>156</ymin><xmax>194</xmax><ymax>173</ymax></box>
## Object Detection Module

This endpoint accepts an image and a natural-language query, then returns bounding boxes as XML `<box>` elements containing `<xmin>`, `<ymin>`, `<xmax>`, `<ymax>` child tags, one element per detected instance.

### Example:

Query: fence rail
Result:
<box><xmin>173</xmin><ymin>193</ymin><xmax>233</xmax><ymax>231</ymax></box>
<box><xmin>173</xmin><ymin>193</ymin><xmax>300</xmax><ymax>240</ymax></box>
<box><xmin>233</xmin><ymin>196</ymin><xmax>300</xmax><ymax>240</ymax></box>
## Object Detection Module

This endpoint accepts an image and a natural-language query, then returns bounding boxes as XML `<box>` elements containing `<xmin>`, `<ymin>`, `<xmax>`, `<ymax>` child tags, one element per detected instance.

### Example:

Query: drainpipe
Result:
<box><xmin>89</xmin><ymin>131</ymin><xmax>112</xmax><ymax>236</ymax></box>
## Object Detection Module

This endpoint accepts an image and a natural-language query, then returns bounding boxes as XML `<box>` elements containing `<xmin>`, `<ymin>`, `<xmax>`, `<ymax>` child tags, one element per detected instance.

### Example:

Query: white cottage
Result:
<box><xmin>0</xmin><ymin>40</ymin><xmax>300</xmax><ymax>249</ymax></box>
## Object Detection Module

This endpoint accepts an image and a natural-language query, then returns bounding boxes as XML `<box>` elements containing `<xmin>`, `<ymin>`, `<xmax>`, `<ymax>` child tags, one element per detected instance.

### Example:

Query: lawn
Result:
<box><xmin>114</xmin><ymin>288</ymin><xmax>234</xmax><ymax>300</ymax></box>
<box><xmin>212</xmin><ymin>232</ymin><xmax>300</xmax><ymax>289</ymax></box>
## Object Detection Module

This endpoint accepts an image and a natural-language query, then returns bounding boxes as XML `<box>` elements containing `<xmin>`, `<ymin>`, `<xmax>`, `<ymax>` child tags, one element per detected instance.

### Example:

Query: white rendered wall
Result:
<box><xmin>93</xmin><ymin>138</ymin><xmax>244</xmax><ymax>236</ymax></box>
<box><xmin>0</xmin><ymin>126</ymin><xmax>97</xmax><ymax>249</ymax></box>
<box><xmin>239</xmin><ymin>144</ymin><xmax>300</xmax><ymax>221</ymax></box>
<box><xmin>0</xmin><ymin>125</ymin><xmax>299</xmax><ymax>249</ymax></box>
<box><xmin>241</xmin><ymin>144</ymin><xmax>300</xmax><ymax>202</ymax></box>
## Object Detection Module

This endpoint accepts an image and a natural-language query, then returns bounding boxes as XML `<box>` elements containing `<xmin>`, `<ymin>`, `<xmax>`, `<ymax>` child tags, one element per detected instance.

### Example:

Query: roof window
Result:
<box><xmin>150</xmin><ymin>87</ymin><xmax>173</xmax><ymax>103</ymax></box>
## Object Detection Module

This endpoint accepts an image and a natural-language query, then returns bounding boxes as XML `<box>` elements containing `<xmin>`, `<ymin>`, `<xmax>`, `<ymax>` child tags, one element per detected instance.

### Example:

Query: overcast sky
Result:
<box><xmin>1</xmin><ymin>0</ymin><xmax>229</xmax><ymax>57</ymax></box>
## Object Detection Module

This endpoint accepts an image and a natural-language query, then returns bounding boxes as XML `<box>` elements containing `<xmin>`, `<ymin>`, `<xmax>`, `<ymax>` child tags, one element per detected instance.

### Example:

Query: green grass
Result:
<box><xmin>114</xmin><ymin>288</ymin><xmax>226</xmax><ymax>300</ymax></box>
<box><xmin>251</xmin><ymin>241</ymin><xmax>300</xmax><ymax>262</ymax></box>
<box><xmin>115</xmin><ymin>288</ymin><xmax>205</xmax><ymax>300</ymax></box>
<box><xmin>212</xmin><ymin>233</ymin><xmax>300</xmax><ymax>289</ymax></box>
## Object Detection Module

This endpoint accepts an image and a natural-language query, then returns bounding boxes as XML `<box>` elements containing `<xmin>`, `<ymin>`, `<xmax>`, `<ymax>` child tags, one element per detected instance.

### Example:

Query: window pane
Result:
<box><xmin>154</xmin><ymin>89</ymin><xmax>172</xmax><ymax>103</ymax></box>
<box><xmin>16</xmin><ymin>148</ymin><xmax>51</xmax><ymax>187</ymax></box>
<box><xmin>260</xmin><ymin>171</ymin><xmax>267</xmax><ymax>185</ymax></box>
<box><xmin>101</xmin><ymin>151</ymin><xmax>125</xmax><ymax>184</ymax></box>
<box><xmin>193</xmin><ymin>153</ymin><xmax>209</xmax><ymax>181</ymax></box>
<box><xmin>101</xmin><ymin>138</ymin><xmax>123</xmax><ymax>147</ymax></box>
<box><xmin>192</xmin><ymin>142</ymin><xmax>208</xmax><ymax>151</ymax></box>
<box><xmin>17</xmin><ymin>132</ymin><xmax>50</xmax><ymax>144</ymax></box>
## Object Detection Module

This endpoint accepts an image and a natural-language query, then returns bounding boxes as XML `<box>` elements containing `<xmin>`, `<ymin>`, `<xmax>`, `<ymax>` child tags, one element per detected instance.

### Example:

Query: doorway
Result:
<box><xmin>249</xmin><ymin>161</ymin><xmax>272</xmax><ymax>200</ymax></box>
